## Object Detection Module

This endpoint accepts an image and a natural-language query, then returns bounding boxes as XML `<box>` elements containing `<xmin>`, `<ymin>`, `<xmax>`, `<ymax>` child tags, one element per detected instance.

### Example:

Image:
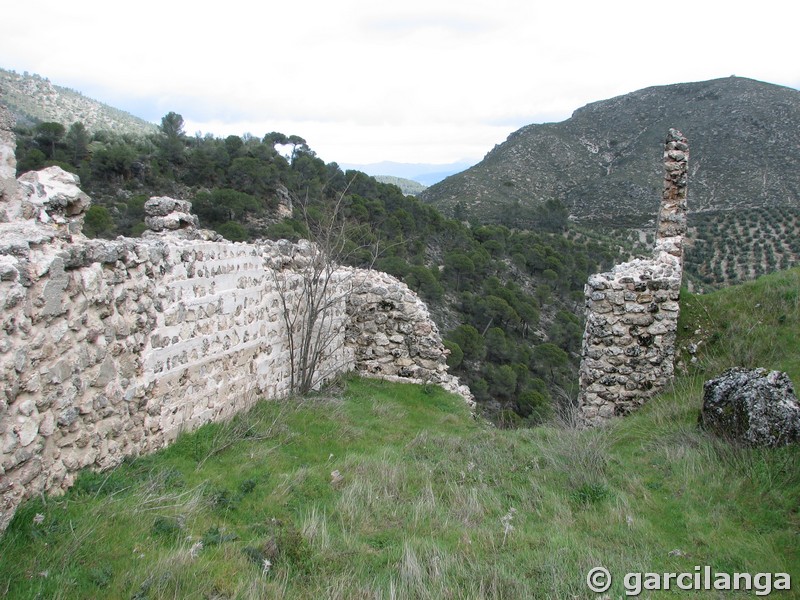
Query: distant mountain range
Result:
<box><xmin>341</xmin><ymin>160</ymin><xmax>474</xmax><ymax>186</ymax></box>
<box><xmin>3</xmin><ymin>68</ymin><xmax>797</xmax><ymax>288</ymax></box>
<box><xmin>0</xmin><ymin>67</ymin><xmax>157</xmax><ymax>136</ymax></box>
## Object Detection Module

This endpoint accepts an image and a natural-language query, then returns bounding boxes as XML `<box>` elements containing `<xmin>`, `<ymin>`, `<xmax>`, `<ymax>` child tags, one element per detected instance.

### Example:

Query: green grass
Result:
<box><xmin>2</xmin><ymin>270</ymin><xmax>799</xmax><ymax>599</ymax></box>
<box><xmin>679</xmin><ymin>266</ymin><xmax>800</xmax><ymax>381</ymax></box>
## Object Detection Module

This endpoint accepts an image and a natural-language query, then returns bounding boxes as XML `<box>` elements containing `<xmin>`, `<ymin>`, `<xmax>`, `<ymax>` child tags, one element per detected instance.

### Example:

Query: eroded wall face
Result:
<box><xmin>578</xmin><ymin>129</ymin><xmax>688</xmax><ymax>425</ymax></box>
<box><xmin>0</xmin><ymin>235</ymin><xmax>355</xmax><ymax>529</ymax></box>
<box><xmin>0</xmin><ymin>234</ymin><xmax>467</xmax><ymax>531</ymax></box>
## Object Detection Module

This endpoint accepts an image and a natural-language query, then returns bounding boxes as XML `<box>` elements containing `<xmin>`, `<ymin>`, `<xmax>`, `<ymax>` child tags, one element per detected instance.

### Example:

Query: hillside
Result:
<box><xmin>373</xmin><ymin>175</ymin><xmax>427</xmax><ymax>195</ymax></box>
<box><xmin>1</xmin><ymin>268</ymin><xmax>798</xmax><ymax>598</ymax></box>
<box><xmin>420</xmin><ymin>76</ymin><xmax>800</xmax><ymax>224</ymax></box>
<box><xmin>420</xmin><ymin>77</ymin><xmax>800</xmax><ymax>287</ymax></box>
<box><xmin>0</xmin><ymin>67</ymin><xmax>156</xmax><ymax>136</ymax></box>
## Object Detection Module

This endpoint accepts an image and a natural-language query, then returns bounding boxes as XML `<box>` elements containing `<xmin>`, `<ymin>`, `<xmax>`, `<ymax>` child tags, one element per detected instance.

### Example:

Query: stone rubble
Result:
<box><xmin>578</xmin><ymin>129</ymin><xmax>688</xmax><ymax>425</ymax></box>
<box><xmin>0</xmin><ymin>104</ymin><xmax>472</xmax><ymax>532</ymax></box>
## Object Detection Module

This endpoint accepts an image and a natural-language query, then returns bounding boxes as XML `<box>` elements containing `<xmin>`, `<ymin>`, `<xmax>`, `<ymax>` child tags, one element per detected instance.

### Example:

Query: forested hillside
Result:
<box><xmin>11</xmin><ymin>111</ymin><xmax>623</xmax><ymax>424</ymax></box>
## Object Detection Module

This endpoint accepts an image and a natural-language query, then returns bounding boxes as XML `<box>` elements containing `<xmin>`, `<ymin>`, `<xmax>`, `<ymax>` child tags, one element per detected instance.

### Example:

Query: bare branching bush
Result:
<box><xmin>272</xmin><ymin>183</ymin><xmax>380</xmax><ymax>396</ymax></box>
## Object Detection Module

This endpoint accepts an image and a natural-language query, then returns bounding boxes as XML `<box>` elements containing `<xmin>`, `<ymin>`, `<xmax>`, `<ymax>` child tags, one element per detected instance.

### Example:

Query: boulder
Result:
<box><xmin>140</xmin><ymin>196</ymin><xmax>225</xmax><ymax>241</ymax></box>
<box><xmin>144</xmin><ymin>196</ymin><xmax>193</xmax><ymax>217</ymax></box>
<box><xmin>700</xmin><ymin>367</ymin><xmax>800</xmax><ymax>447</ymax></box>
<box><xmin>16</xmin><ymin>167</ymin><xmax>91</xmax><ymax>232</ymax></box>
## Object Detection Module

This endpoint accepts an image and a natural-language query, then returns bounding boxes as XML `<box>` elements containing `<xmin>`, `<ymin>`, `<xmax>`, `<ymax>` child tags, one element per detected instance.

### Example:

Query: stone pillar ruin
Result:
<box><xmin>577</xmin><ymin>130</ymin><xmax>688</xmax><ymax>425</ymax></box>
<box><xmin>656</xmin><ymin>129</ymin><xmax>689</xmax><ymax>259</ymax></box>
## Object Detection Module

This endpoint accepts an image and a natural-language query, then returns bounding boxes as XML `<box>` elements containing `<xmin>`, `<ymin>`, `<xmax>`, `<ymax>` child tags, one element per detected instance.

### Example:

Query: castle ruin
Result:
<box><xmin>578</xmin><ymin>129</ymin><xmax>688</xmax><ymax>425</ymax></box>
<box><xmin>0</xmin><ymin>106</ymin><xmax>471</xmax><ymax>531</ymax></box>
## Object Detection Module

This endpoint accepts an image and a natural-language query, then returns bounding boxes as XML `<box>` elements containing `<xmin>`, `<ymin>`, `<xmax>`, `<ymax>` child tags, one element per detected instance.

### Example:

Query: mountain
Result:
<box><xmin>340</xmin><ymin>160</ymin><xmax>474</xmax><ymax>186</ymax></box>
<box><xmin>420</xmin><ymin>76</ymin><xmax>800</xmax><ymax>225</ymax></box>
<box><xmin>419</xmin><ymin>76</ymin><xmax>800</xmax><ymax>287</ymax></box>
<box><xmin>372</xmin><ymin>175</ymin><xmax>427</xmax><ymax>195</ymax></box>
<box><xmin>0</xmin><ymin>67</ymin><xmax>157</xmax><ymax>136</ymax></box>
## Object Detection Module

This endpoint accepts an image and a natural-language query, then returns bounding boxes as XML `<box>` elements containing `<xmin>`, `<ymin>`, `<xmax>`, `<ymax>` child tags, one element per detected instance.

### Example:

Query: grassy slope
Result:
<box><xmin>1</xmin><ymin>269</ymin><xmax>799</xmax><ymax>599</ymax></box>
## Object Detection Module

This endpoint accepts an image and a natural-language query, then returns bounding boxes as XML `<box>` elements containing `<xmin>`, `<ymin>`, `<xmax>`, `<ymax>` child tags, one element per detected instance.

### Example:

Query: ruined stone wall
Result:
<box><xmin>578</xmin><ymin>129</ymin><xmax>688</xmax><ymax>425</ymax></box>
<box><xmin>0</xmin><ymin>106</ymin><xmax>470</xmax><ymax>531</ymax></box>
<box><xmin>346</xmin><ymin>271</ymin><xmax>473</xmax><ymax>401</ymax></box>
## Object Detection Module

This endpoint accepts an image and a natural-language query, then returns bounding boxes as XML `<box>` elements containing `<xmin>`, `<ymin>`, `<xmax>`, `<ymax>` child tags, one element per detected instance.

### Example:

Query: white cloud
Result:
<box><xmin>2</xmin><ymin>0</ymin><xmax>798</xmax><ymax>164</ymax></box>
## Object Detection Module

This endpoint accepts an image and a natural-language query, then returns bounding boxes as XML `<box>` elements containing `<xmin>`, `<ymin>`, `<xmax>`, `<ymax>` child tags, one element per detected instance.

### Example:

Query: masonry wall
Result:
<box><xmin>578</xmin><ymin>129</ymin><xmax>688</xmax><ymax>425</ymax></box>
<box><xmin>0</xmin><ymin>107</ymin><xmax>470</xmax><ymax>531</ymax></box>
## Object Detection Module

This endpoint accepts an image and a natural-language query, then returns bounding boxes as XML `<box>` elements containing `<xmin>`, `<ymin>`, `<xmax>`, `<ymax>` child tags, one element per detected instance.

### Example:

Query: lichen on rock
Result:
<box><xmin>700</xmin><ymin>367</ymin><xmax>800</xmax><ymax>447</ymax></box>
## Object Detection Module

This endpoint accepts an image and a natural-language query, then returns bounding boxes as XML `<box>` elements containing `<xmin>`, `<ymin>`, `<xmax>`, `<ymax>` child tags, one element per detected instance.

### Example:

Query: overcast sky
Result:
<box><xmin>2</xmin><ymin>0</ymin><xmax>798</xmax><ymax>166</ymax></box>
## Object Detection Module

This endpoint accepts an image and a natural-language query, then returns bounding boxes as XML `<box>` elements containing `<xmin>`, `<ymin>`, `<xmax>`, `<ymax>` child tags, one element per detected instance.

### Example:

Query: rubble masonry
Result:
<box><xmin>578</xmin><ymin>129</ymin><xmax>688</xmax><ymax>425</ymax></box>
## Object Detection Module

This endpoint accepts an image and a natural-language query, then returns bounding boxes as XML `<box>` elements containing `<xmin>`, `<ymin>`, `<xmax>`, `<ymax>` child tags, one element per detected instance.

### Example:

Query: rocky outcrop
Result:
<box><xmin>143</xmin><ymin>196</ymin><xmax>199</xmax><ymax>232</ymax></box>
<box><xmin>700</xmin><ymin>368</ymin><xmax>800</xmax><ymax>447</ymax></box>
<box><xmin>0</xmin><ymin>105</ymin><xmax>471</xmax><ymax>532</ymax></box>
<box><xmin>578</xmin><ymin>130</ymin><xmax>688</xmax><ymax>425</ymax></box>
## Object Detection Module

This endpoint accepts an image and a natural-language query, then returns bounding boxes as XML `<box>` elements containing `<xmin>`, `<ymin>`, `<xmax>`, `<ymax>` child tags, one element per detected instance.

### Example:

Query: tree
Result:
<box><xmin>486</xmin><ymin>364</ymin><xmax>517</xmax><ymax>399</ymax></box>
<box><xmin>485</xmin><ymin>327</ymin><xmax>512</xmax><ymax>362</ymax></box>
<box><xmin>263</xmin><ymin>132</ymin><xmax>289</xmax><ymax>150</ymax></box>
<box><xmin>35</xmin><ymin>122</ymin><xmax>65</xmax><ymax>158</ymax></box>
<box><xmin>159</xmin><ymin>111</ymin><xmax>186</xmax><ymax>165</ymax></box>
<box><xmin>405</xmin><ymin>265</ymin><xmax>443</xmax><ymax>300</ymax></box>
<box><xmin>17</xmin><ymin>148</ymin><xmax>46</xmax><ymax>173</ymax></box>
<box><xmin>286</xmin><ymin>134</ymin><xmax>309</xmax><ymax>163</ymax></box>
<box><xmin>228</xmin><ymin>156</ymin><xmax>278</xmax><ymax>197</ymax></box>
<box><xmin>65</xmin><ymin>122</ymin><xmax>90</xmax><ymax>165</ymax></box>
<box><xmin>453</xmin><ymin>201</ymin><xmax>467</xmax><ymax>221</ymax></box>
<box><xmin>160</xmin><ymin>111</ymin><xmax>185</xmax><ymax>139</ymax></box>
<box><xmin>83</xmin><ymin>205</ymin><xmax>115</xmax><ymax>238</ymax></box>
<box><xmin>532</xmin><ymin>343</ymin><xmax>569</xmax><ymax>381</ymax></box>
<box><xmin>217</xmin><ymin>221</ymin><xmax>248</xmax><ymax>241</ymax></box>
<box><xmin>517</xmin><ymin>390</ymin><xmax>551</xmax><ymax>422</ymax></box>
<box><xmin>536</xmin><ymin>199</ymin><xmax>569</xmax><ymax>232</ymax></box>
<box><xmin>91</xmin><ymin>142</ymin><xmax>136</xmax><ymax>181</ymax></box>
<box><xmin>476</xmin><ymin>295</ymin><xmax>520</xmax><ymax>333</ymax></box>
<box><xmin>224</xmin><ymin>134</ymin><xmax>244</xmax><ymax>157</ymax></box>
<box><xmin>443</xmin><ymin>340</ymin><xmax>463</xmax><ymax>369</ymax></box>
<box><xmin>443</xmin><ymin>251</ymin><xmax>475</xmax><ymax>290</ymax></box>
<box><xmin>193</xmin><ymin>188</ymin><xmax>262</xmax><ymax>226</ymax></box>
<box><xmin>447</xmin><ymin>324</ymin><xmax>485</xmax><ymax>362</ymax></box>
